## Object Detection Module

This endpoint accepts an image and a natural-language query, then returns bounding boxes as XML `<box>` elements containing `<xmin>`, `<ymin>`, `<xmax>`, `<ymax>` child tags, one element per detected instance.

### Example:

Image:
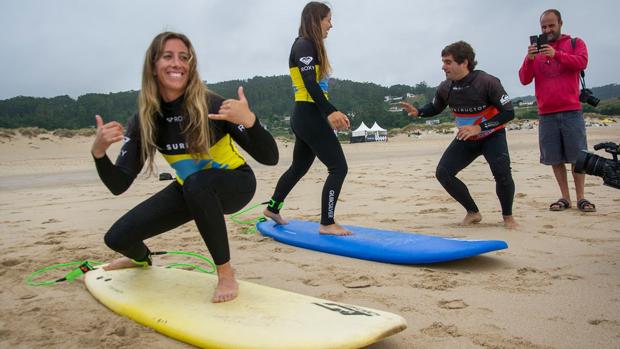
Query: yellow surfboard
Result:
<box><xmin>85</xmin><ymin>267</ymin><xmax>407</xmax><ymax>349</ymax></box>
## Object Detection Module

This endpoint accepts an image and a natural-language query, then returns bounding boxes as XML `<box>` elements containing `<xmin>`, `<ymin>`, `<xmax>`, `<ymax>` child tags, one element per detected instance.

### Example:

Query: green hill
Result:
<box><xmin>1</xmin><ymin>77</ymin><xmax>618</xmax><ymax>131</ymax></box>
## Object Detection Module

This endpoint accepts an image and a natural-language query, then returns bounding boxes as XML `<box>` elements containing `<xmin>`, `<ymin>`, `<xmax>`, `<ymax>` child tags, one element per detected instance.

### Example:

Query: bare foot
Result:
<box><xmin>103</xmin><ymin>257</ymin><xmax>144</xmax><ymax>271</ymax></box>
<box><xmin>263</xmin><ymin>209</ymin><xmax>288</xmax><ymax>225</ymax></box>
<box><xmin>212</xmin><ymin>262</ymin><xmax>238</xmax><ymax>303</ymax></box>
<box><xmin>503</xmin><ymin>215</ymin><xmax>519</xmax><ymax>229</ymax></box>
<box><xmin>319</xmin><ymin>223</ymin><xmax>352</xmax><ymax>236</ymax></box>
<box><xmin>460</xmin><ymin>212</ymin><xmax>482</xmax><ymax>226</ymax></box>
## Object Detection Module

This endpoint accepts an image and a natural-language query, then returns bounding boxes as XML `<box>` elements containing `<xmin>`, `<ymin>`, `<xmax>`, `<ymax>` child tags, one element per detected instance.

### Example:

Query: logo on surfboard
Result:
<box><xmin>313</xmin><ymin>302</ymin><xmax>379</xmax><ymax>316</ymax></box>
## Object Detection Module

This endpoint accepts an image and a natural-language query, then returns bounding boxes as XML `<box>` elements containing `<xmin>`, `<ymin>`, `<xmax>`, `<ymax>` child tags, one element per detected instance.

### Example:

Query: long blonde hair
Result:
<box><xmin>298</xmin><ymin>2</ymin><xmax>332</xmax><ymax>79</ymax></box>
<box><xmin>138</xmin><ymin>32</ymin><xmax>210</xmax><ymax>175</ymax></box>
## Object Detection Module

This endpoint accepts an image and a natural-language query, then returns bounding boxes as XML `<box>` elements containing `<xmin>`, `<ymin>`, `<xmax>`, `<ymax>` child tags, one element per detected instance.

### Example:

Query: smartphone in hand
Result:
<box><xmin>530</xmin><ymin>34</ymin><xmax>548</xmax><ymax>51</ymax></box>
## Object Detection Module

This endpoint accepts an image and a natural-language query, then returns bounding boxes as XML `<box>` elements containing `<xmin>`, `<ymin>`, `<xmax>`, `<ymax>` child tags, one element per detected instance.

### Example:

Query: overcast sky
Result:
<box><xmin>1</xmin><ymin>0</ymin><xmax>618</xmax><ymax>101</ymax></box>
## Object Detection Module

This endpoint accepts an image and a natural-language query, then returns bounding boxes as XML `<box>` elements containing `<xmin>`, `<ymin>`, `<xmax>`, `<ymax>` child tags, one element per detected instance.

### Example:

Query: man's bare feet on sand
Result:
<box><xmin>263</xmin><ymin>209</ymin><xmax>288</xmax><ymax>225</ymax></box>
<box><xmin>212</xmin><ymin>262</ymin><xmax>238</xmax><ymax>303</ymax></box>
<box><xmin>460</xmin><ymin>212</ymin><xmax>482</xmax><ymax>226</ymax></box>
<box><xmin>503</xmin><ymin>215</ymin><xmax>519</xmax><ymax>229</ymax></box>
<box><xmin>319</xmin><ymin>223</ymin><xmax>352</xmax><ymax>236</ymax></box>
<box><xmin>103</xmin><ymin>256</ymin><xmax>145</xmax><ymax>271</ymax></box>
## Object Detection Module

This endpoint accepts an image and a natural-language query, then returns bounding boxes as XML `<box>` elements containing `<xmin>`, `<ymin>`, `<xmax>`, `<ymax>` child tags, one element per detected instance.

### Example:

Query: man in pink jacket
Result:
<box><xmin>519</xmin><ymin>9</ymin><xmax>596</xmax><ymax>213</ymax></box>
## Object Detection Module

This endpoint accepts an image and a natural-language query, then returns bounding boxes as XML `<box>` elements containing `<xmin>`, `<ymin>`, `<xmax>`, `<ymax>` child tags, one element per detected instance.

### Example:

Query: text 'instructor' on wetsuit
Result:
<box><xmin>401</xmin><ymin>41</ymin><xmax>519</xmax><ymax>229</ymax></box>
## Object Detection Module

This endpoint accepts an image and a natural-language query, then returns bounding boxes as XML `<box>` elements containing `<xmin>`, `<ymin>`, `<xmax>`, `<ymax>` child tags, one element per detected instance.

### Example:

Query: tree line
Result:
<box><xmin>1</xmin><ymin>77</ymin><xmax>618</xmax><ymax>133</ymax></box>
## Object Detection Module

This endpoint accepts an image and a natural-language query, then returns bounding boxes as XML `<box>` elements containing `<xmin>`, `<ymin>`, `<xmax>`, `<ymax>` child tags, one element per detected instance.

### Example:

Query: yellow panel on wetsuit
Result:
<box><xmin>290</xmin><ymin>65</ymin><xmax>329</xmax><ymax>102</ymax></box>
<box><xmin>288</xmin><ymin>37</ymin><xmax>331</xmax><ymax>105</ymax></box>
<box><xmin>161</xmin><ymin>134</ymin><xmax>246</xmax><ymax>185</ymax></box>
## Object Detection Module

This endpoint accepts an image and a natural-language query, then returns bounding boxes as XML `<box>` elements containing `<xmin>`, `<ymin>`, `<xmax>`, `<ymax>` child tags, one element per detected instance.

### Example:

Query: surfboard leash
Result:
<box><xmin>229</xmin><ymin>201</ymin><xmax>268</xmax><ymax>234</ymax></box>
<box><xmin>26</xmin><ymin>251</ymin><xmax>217</xmax><ymax>286</ymax></box>
<box><xmin>26</xmin><ymin>260</ymin><xmax>103</xmax><ymax>286</ymax></box>
<box><xmin>150</xmin><ymin>250</ymin><xmax>216</xmax><ymax>274</ymax></box>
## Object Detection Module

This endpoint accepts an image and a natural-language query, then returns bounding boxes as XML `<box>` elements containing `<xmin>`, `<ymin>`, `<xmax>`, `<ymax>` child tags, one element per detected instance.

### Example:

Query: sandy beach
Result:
<box><xmin>1</xmin><ymin>125</ymin><xmax>619</xmax><ymax>349</ymax></box>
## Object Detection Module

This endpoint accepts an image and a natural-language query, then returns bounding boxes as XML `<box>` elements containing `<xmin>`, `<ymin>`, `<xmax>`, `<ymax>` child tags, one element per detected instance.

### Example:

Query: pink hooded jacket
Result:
<box><xmin>518</xmin><ymin>34</ymin><xmax>588</xmax><ymax>115</ymax></box>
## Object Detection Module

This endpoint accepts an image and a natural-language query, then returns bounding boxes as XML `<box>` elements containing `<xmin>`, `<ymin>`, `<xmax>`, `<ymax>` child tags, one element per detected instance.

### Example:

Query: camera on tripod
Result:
<box><xmin>575</xmin><ymin>142</ymin><xmax>620</xmax><ymax>189</ymax></box>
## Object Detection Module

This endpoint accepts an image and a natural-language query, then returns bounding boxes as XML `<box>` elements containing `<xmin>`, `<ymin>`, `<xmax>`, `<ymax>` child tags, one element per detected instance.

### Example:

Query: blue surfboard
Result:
<box><xmin>256</xmin><ymin>220</ymin><xmax>508</xmax><ymax>264</ymax></box>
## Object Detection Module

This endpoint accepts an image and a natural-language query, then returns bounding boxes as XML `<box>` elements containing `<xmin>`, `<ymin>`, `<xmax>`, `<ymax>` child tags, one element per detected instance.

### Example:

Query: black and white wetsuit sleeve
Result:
<box><xmin>417</xmin><ymin>81</ymin><xmax>449</xmax><ymax>117</ymax></box>
<box><xmin>220</xmin><ymin>118</ymin><xmax>279</xmax><ymax>166</ymax></box>
<box><xmin>478</xmin><ymin>77</ymin><xmax>514</xmax><ymax>131</ymax></box>
<box><xmin>93</xmin><ymin>114</ymin><xmax>144</xmax><ymax>195</ymax></box>
<box><xmin>293</xmin><ymin>38</ymin><xmax>338</xmax><ymax>117</ymax></box>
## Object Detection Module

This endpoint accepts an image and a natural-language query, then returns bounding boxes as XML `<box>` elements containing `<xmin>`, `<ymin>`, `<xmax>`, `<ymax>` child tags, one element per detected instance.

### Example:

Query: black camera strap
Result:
<box><xmin>571</xmin><ymin>37</ymin><xmax>587</xmax><ymax>89</ymax></box>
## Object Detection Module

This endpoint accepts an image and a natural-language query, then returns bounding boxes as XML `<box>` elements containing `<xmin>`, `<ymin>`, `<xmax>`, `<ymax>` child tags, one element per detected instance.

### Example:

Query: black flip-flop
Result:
<box><xmin>549</xmin><ymin>198</ymin><xmax>571</xmax><ymax>211</ymax></box>
<box><xmin>577</xmin><ymin>199</ymin><xmax>596</xmax><ymax>212</ymax></box>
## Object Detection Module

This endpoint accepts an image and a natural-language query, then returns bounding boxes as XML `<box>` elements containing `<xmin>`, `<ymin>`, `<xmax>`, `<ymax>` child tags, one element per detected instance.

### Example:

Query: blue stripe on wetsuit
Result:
<box><xmin>171</xmin><ymin>159</ymin><xmax>229</xmax><ymax>181</ymax></box>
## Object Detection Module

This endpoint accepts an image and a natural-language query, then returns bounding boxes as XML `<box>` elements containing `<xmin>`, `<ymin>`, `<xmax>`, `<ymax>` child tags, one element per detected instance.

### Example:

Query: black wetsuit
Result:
<box><xmin>418</xmin><ymin>70</ymin><xmax>515</xmax><ymax>216</ymax></box>
<box><xmin>267</xmin><ymin>37</ymin><xmax>347</xmax><ymax>225</ymax></box>
<box><xmin>94</xmin><ymin>93</ymin><xmax>278</xmax><ymax>265</ymax></box>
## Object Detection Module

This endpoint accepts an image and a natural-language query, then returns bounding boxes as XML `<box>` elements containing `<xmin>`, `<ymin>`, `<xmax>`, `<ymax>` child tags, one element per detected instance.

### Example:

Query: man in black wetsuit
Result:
<box><xmin>401</xmin><ymin>41</ymin><xmax>519</xmax><ymax>229</ymax></box>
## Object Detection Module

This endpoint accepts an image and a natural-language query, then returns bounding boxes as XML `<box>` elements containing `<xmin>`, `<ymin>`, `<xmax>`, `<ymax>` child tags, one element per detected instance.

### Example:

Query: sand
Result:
<box><xmin>1</xmin><ymin>125</ymin><xmax>619</xmax><ymax>349</ymax></box>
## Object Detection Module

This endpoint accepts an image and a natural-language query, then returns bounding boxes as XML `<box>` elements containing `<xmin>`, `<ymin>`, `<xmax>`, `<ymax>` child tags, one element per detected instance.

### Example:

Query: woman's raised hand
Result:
<box><xmin>91</xmin><ymin>115</ymin><xmax>124</xmax><ymax>158</ymax></box>
<box><xmin>208</xmin><ymin>86</ymin><xmax>257</xmax><ymax>128</ymax></box>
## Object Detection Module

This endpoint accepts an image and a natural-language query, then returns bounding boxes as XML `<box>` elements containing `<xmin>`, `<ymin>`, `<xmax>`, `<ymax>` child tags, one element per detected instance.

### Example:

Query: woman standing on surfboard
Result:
<box><xmin>264</xmin><ymin>1</ymin><xmax>351</xmax><ymax>236</ymax></box>
<box><xmin>90</xmin><ymin>32</ymin><xmax>278</xmax><ymax>303</ymax></box>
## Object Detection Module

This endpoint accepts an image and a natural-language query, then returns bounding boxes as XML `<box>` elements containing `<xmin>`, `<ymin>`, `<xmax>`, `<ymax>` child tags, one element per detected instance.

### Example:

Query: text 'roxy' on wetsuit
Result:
<box><xmin>94</xmin><ymin>92</ymin><xmax>278</xmax><ymax>266</ymax></box>
<box><xmin>289</xmin><ymin>37</ymin><xmax>337</xmax><ymax>117</ymax></box>
<box><xmin>94</xmin><ymin>92</ymin><xmax>278</xmax><ymax>194</ymax></box>
<box><xmin>268</xmin><ymin>37</ymin><xmax>347</xmax><ymax>226</ymax></box>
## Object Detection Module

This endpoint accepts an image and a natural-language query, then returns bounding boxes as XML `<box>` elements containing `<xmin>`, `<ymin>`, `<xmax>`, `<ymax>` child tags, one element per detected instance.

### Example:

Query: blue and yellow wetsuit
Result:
<box><xmin>288</xmin><ymin>38</ymin><xmax>335</xmax><ymax>114</ymax></box>
<box><xmin>93</xmin><ymin>92</ymin><xmax>278</xmax><ymax>265</ymax></box>
<box><xmin>267</xmin><ymin>37</ymin><xmax>347</xmax><ymax>226</ymax></box>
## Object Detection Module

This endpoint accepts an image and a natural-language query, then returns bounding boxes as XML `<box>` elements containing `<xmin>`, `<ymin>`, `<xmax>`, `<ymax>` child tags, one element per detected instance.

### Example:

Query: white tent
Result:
<box><xmin>366</xmin><ymin>122</ymin><xmax>388</xmax><ymax>142</ymax></box>
<box><xmin>369</xmin><ymin>122</ymin><xmax>387</xmax><ymax>132</ymax></box>
<box><xmin>351</xmin><ymin>121</ymin><xmax>371</xmax><ymax>137</ymax></box>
